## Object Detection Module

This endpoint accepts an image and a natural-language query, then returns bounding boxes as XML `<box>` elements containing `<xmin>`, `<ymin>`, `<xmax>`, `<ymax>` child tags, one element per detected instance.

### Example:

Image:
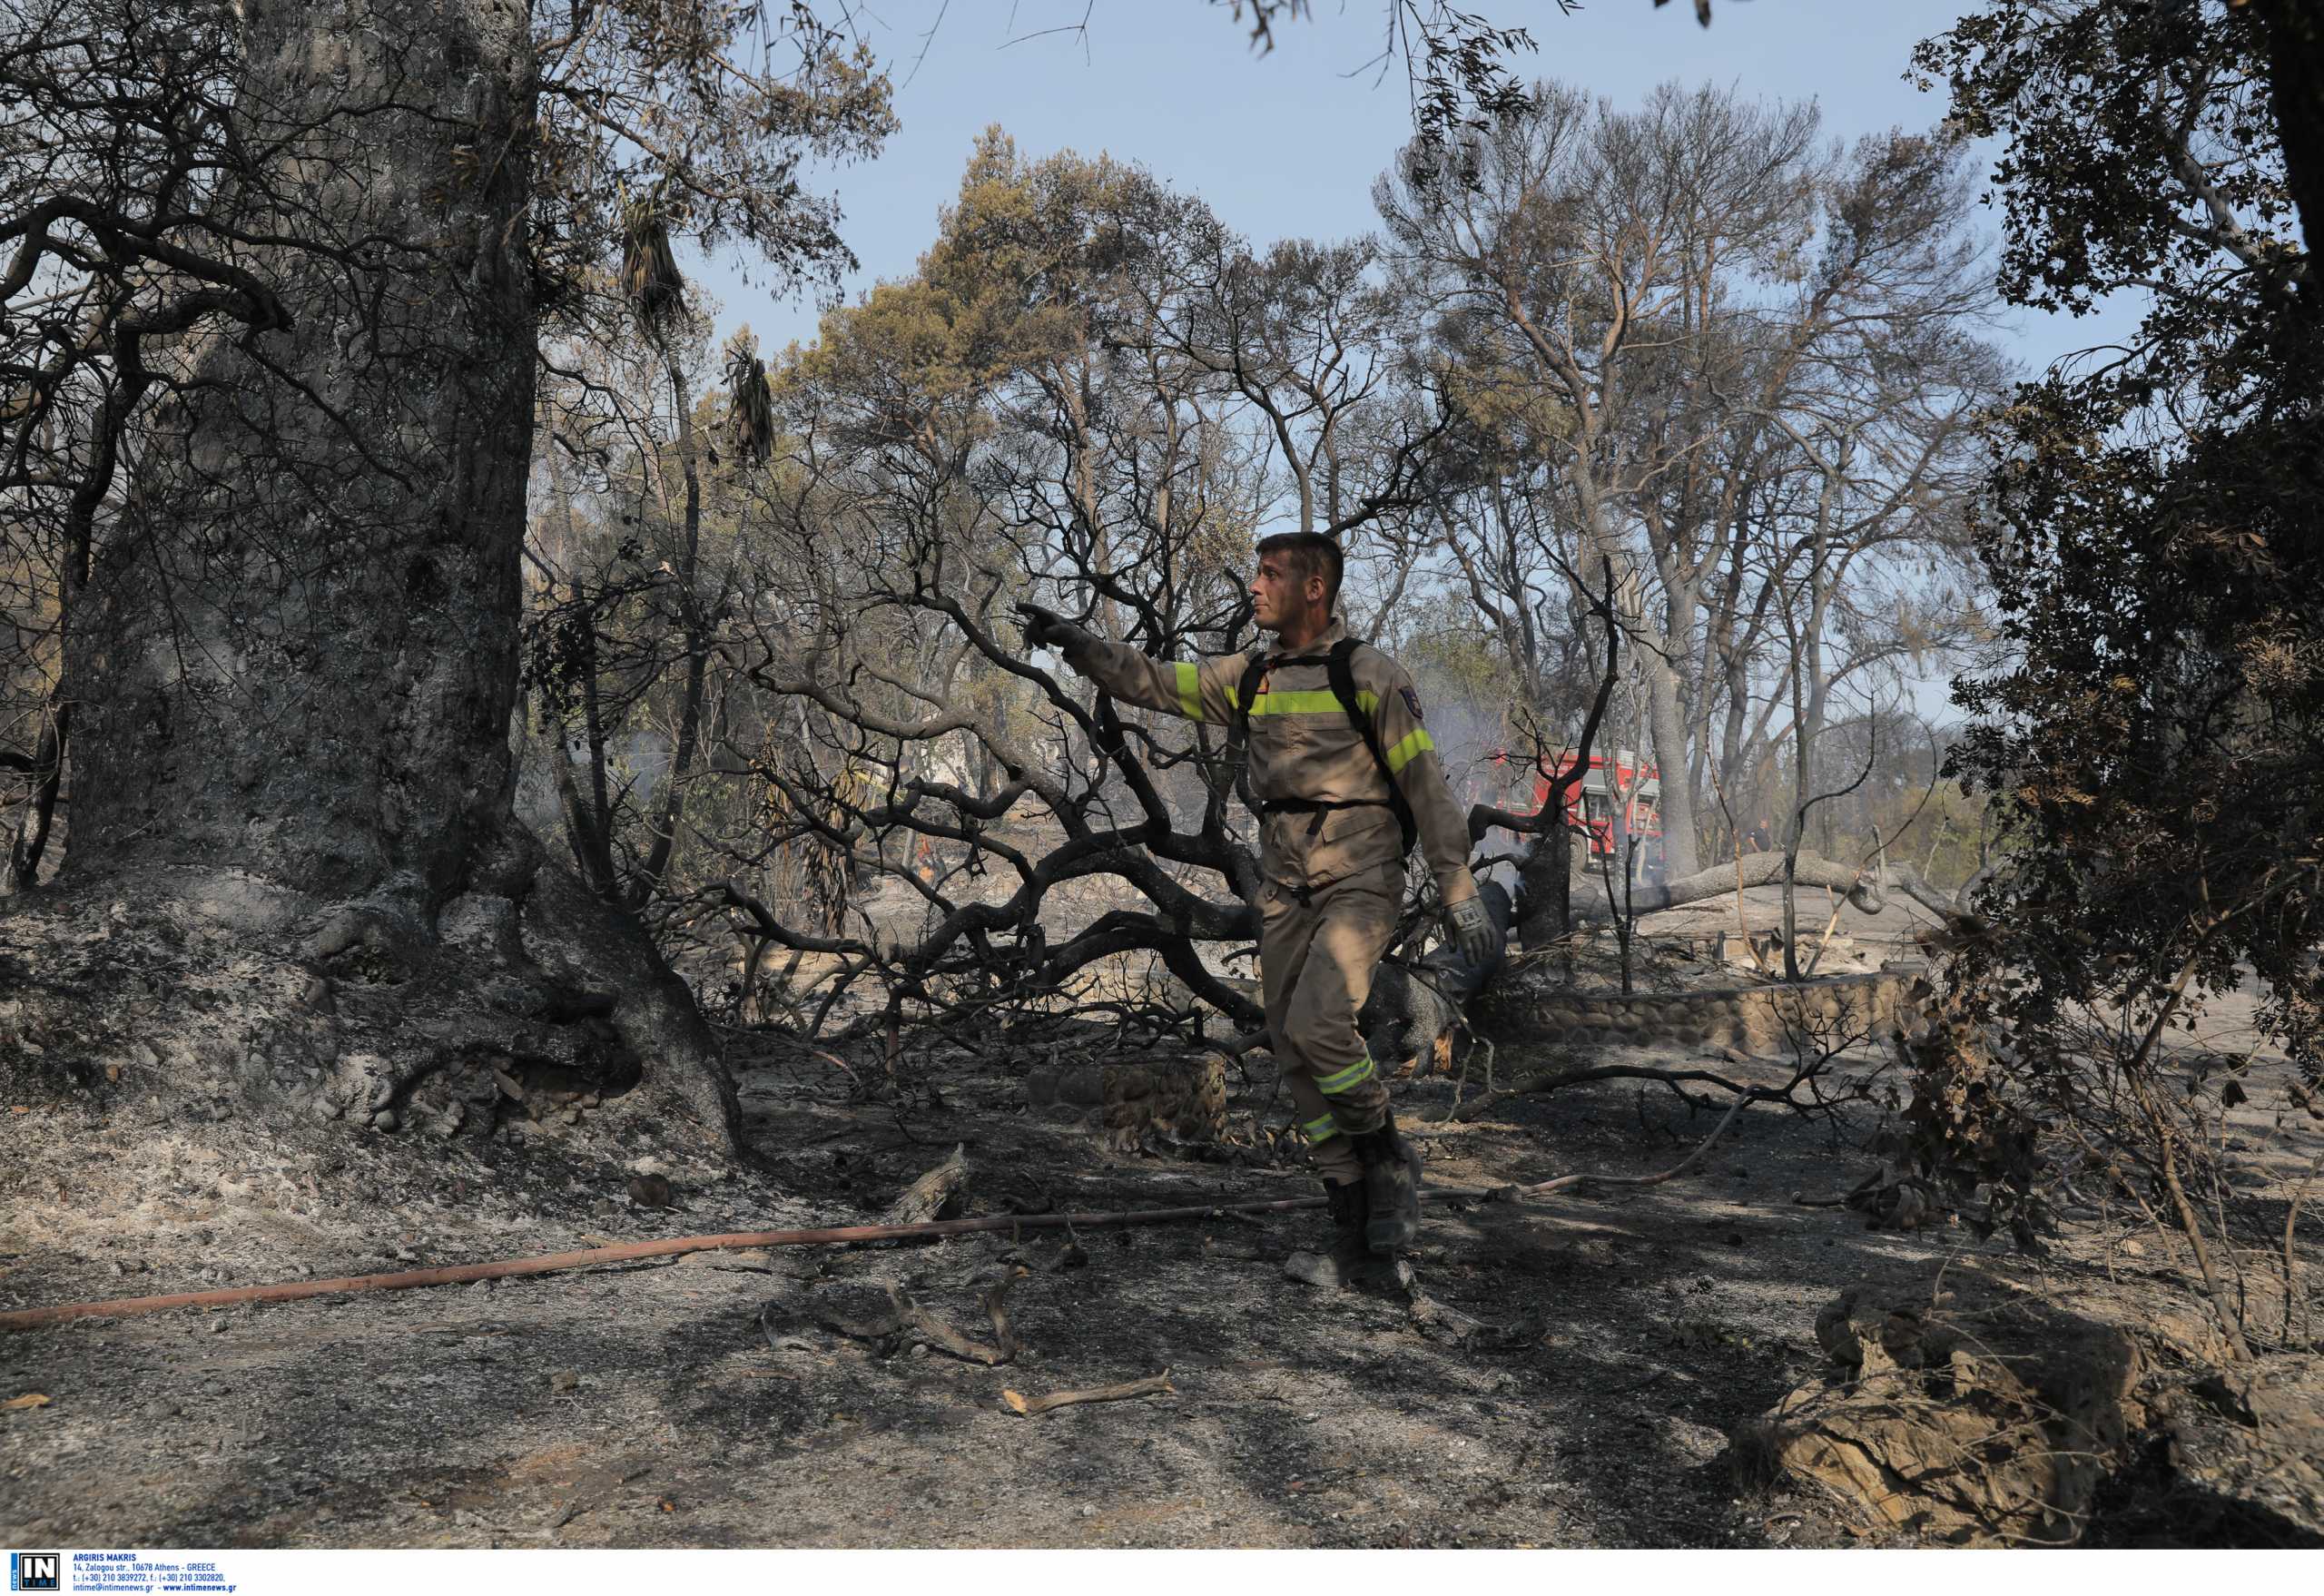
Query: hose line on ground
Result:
<box><xmin>5</xmin><ymin>1189</ymin><xmax>1496</xmax><ymax>1332</ymax></box>
<box><xmin>1</xmin><ymin>1096</ymin><xmax>1755</xmax><ymax>1333</ymax></box>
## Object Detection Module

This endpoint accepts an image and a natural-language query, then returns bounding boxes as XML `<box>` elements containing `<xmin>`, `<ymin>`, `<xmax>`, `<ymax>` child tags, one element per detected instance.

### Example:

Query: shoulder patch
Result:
<box><xmin>1400</xmin><ymin>685</ymin><xmax>1424</xmax><ymax>723</ymax></box>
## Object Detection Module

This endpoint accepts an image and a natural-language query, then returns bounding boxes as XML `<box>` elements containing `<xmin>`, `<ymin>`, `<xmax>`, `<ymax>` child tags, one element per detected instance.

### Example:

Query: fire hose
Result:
<box><xmin>1</xmin><ymin>1095</ymin><xmax>1748</xmax><ymax>1333</ymax></box>
<box><xmin>0</xmin><ymin>1190</ymin><xmax>1486</xmax><ymax>1333</ymax></box>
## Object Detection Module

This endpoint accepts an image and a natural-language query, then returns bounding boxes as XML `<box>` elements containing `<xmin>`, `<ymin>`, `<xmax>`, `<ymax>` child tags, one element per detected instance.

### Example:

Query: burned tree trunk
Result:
<box><xmin>69</xmin><ymin>1</ymin><xmax>533</xmax><ymax>902</ymax></box>
<box><xmin>11</xmin><ymin>2</ymin><xmax>742</xmax><ymax>1164</ymax></box>
<box><xmin>1567</xmin><ymin>849</ymin><xmax>1886</xmax><ymax>921</ymax></box>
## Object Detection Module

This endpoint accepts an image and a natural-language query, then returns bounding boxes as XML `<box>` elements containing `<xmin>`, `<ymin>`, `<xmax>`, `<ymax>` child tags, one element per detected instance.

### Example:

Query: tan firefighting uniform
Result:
<box><xmin>1059</xmin><ymin>616</ymin><xmax>1481</xmax><ymax>1185</ymax></box>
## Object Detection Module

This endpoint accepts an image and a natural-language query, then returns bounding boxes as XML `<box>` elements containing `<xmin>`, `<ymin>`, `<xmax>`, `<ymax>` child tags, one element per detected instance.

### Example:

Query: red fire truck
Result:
<box><xmin>1488</xmin><ymin>746</ymin><xmax>1666</xmax><ymax>886</ymax></box>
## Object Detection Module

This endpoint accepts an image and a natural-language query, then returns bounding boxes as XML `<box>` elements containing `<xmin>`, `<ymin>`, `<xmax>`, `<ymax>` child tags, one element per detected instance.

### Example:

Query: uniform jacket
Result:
<box><xmin>1062</xmin><ymin>616</ymin><xmax>1481</xmax><ymax>909</ymax></box>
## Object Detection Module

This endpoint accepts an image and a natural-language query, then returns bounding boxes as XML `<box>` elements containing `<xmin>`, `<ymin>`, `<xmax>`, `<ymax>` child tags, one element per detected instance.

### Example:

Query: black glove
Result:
<box><xmin>1012</xmin><ymin>601</ymin><xmax>1072</xmax><ymax>653</ymax></box>
<box><xmin>1444</xmin><ymin>895</ymin><xmax>1501</xmax><ymax>968</ymax></box>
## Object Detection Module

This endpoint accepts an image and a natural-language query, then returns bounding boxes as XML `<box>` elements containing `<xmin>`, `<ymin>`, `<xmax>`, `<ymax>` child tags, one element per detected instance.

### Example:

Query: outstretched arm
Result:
<box><xmin>1016</xmin><ymin>603</ymin><xmax>1243</xmax><ymax>723</ymax></box>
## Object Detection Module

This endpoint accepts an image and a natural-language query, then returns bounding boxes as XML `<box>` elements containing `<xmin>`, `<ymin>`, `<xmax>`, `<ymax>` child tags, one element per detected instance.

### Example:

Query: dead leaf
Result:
<box><xmin>8</xmin><ymin>1106</ymin><xmax>27</xmax><ymax>1115</ymax></box>
<box><xmin>1000</xmin><ymin>1389</ymin><xmax>1030</xmax><ymax>1414</ymax></box>
<box><xmin>5</xmin><ymin>1393</ymin><xmax>52</xmax><ymax>1410</ymax></box>
<box><xmin>658</xmin><ymin>1499</ymin><xmax>675</xmax><ymax>1512</ymax></box>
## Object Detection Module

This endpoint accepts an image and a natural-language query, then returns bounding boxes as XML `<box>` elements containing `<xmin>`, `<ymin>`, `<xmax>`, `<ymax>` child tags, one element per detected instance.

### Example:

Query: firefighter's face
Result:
<box><xmin>1250</xmin><ymin>555</ymin><xmax>1324</xmax><ymax>631</ymax></box>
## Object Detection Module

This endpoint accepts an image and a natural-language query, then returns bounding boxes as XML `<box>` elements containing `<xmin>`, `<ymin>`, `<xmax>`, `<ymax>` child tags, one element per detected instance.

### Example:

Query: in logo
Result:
<box><xmin>9</xmin><ymin>1553</ymin><xmax>59</xmax><ymax>1592</ymax></box>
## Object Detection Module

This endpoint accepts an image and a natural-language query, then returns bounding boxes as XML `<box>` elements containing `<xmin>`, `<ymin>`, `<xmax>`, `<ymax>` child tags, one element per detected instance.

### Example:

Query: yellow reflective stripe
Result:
<box><xmin>1301</xmin><ymin>1113</ymin><xmax>1339</xmax><ymax>1144</ymax></box>
<box><xmin>1384</xmin><ymin>726</ymin><xmax>1434</xmax><ymax>775</ymax></box>
<box><xmin>1315</xmin><ymin>1055</ymin><xmax>1375</xmax><ymax>1096</ymax></box>
<box><xmin>1175</xmin><ymin>660</ymin><xmax>1204</xmax><ymax>720</ymax></box>
<box><xmin>1246</xmin><ymin>689</ymin><xmax>1380</xmax><ymax>717</ymax></box>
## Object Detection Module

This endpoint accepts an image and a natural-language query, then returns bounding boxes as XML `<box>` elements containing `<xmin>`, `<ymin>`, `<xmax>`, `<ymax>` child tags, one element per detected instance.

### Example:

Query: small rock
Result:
<box><xmin>627</xmin><ymin>1174</ymin><xmax>674</xmax><ymax>1209</ymax></box>
<box><xmin>909</xmin><ymin>1343</ymin><xmax>931</xmax><ymax>1359</ymax></box>
<box><xmin>371</xmin><ymin>1108</ymin><xmax>399</xmax><ymax>1133</ymax></box>
<box><xmin>549</xmin><ymin>1369</ymin><xmax>580</xmax><ymax>1394</ymax></box>
<box><xmin>209</xmin><ymin>1317</ymin><xmax>228</xmax><ymax>1335</ymax></box>
<box><xmin>468</xmin><ymin>1278</ymin><xmax>494</xmax><ymax>1295</ymax></box>
<box><xmin>311</xmin><ymin>911</ymin><xmax>367</xmax><ymax>961</ymax></box>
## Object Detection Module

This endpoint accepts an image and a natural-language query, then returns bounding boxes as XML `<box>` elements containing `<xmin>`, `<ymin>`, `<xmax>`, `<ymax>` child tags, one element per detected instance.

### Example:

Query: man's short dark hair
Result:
<box><xmin>1255</xmin><ymin>531</ymin><xmax>1344</xmax><ymax>609</ymax></box>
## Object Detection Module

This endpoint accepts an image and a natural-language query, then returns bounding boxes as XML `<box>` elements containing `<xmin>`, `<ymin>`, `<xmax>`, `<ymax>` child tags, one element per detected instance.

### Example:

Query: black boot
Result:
<box><xmin>1324</xmin><ymin>1177</ymin><xmax>1372</xmax><ymax>1275</ymax></box>
<box><xmin>1285</xmin><ymin>1177</ymin><xmax>1382</xmax><ymax>1290</ymax></box>
<box><xmin>1353</xmin><ymin>1108</ymin><xmax>1422</xmax><ymax>1255</ymax></box>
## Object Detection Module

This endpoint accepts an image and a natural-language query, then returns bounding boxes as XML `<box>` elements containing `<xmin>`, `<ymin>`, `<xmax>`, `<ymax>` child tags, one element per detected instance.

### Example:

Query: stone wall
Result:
<box><xmin>1472</xmin><ymin>966</ymin><xmax>1923</xmax><ymax>1054</ymax></box>
<box><xmin>1024</xmin><ymin>1053</ymin><xmax>1229</xmax><ymax>1149</ymax></box>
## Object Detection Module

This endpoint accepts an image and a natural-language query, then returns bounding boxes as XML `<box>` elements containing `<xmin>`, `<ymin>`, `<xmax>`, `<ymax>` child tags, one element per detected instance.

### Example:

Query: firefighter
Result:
<box><xmin>1016</xmin><ymin>531</ymin><xmax>1500</xmax><ymax>1283</ymax></box>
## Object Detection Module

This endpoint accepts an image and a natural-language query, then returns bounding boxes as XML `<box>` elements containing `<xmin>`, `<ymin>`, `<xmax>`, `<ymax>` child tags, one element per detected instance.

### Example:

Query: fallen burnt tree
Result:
<box><xmin>1565</xmin><ymin>847</ymin><xmax>1890</xmax><ymax>921</ymax></box>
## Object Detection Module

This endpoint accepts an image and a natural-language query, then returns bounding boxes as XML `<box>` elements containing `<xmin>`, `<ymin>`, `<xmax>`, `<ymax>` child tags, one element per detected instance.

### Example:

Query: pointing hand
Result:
<box><xmin>1012</xmin><ymin>601</ymin><xmax>1072</xmax><ymax>653</ymax></box>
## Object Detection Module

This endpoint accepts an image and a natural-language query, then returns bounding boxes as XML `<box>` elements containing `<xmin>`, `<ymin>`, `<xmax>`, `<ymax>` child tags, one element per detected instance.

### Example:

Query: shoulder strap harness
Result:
<box><xmin>1232</xmin><ymin>636</ymin><xmax>1418</xmax><ymax>856</ymax></box>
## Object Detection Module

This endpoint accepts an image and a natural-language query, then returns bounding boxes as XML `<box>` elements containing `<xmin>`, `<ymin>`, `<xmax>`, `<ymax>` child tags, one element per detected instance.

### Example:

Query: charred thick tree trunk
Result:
<box><xmin>2260</xmin><ymin>0</ymin><xmax>2324</xmax><ymax>267</ymax></box>
<box><xmin>1512</xmin><ymin>819</ymin><xmax>1572</xmax><ymax>950</ymax></box>
<box><xmin>69</xmin><ymin>2</ymin><xmax>530</xmax><ymax>902</ymax></box>
<box><xmin>19</xmin><ymin>2</ymin><xmax>743</xmax><ymax>1162</ymax></box>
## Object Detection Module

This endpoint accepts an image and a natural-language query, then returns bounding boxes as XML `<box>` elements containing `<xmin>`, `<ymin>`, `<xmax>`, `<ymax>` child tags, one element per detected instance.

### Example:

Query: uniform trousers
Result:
<box><xmin>1257</xmin><ymin>859</ymin><xmax>1400</xmax><ymax>1186</ymax></box>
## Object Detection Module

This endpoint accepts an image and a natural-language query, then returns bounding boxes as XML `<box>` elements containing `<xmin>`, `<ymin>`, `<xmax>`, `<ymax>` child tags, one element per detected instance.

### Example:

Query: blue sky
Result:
<box><xmin>694</xmin><ymin>0</ymin><xmax>2141</xmax><ymax>373</ymax></box>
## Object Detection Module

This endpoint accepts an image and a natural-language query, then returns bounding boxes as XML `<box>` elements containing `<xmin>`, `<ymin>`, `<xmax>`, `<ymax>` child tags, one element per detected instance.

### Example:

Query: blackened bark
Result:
<box><xmin>30</xmin><ymin>2</ymin><xmax>744</xmax><ymax>1162</ymax></box>
<box><xmin>2259</xmin><ymin>0</ymin><xmax>2324</xmax><ymax>269</ymax></box>
<box><xmin>66</xmin><ymin>1</ymin><xmax>535</xmax><ymax>911</ymax></box>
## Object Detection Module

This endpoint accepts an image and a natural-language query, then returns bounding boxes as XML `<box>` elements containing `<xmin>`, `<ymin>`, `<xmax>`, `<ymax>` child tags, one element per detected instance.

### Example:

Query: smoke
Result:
<box><xmin>1400</xmin><ymin>655</ymin><xmax>1532</xmax><ymax>895</ymax></box>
